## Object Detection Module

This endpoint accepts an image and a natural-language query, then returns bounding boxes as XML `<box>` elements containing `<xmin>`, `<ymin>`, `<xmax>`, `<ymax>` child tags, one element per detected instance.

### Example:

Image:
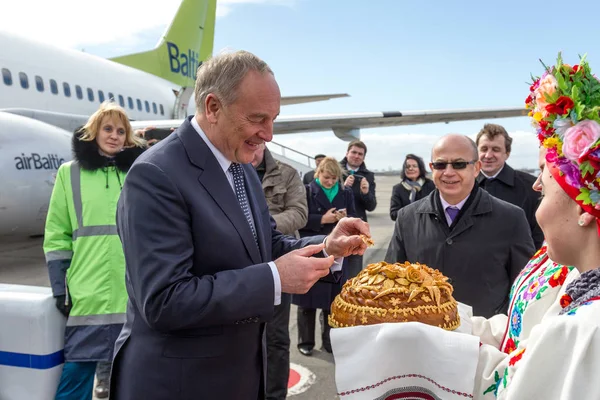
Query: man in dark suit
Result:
<box><xmin>111</xmin><ymin>51</ymin><xmax>370</xmax><ymax>400</ymax></box>
<box><xmin>475</xmin><ymin>123</ymin><xmax>544</xmax><ymax>249</ymax></box>
<box><xmin>385</xmin><ymin>134</ymin><xmax>535</xmax><ymax>318</ymax></box>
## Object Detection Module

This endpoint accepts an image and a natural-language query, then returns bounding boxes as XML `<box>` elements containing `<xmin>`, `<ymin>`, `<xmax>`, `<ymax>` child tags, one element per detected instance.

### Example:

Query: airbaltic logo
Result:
<box><xmin>15</xmin><ymin>153</ymin><xmax>65</xmax><ymax>170</ymax></box>
<box><xmin>167</xmin><ymin>41</ymin><xmax>201</xmax><ymax>79</ymax></box>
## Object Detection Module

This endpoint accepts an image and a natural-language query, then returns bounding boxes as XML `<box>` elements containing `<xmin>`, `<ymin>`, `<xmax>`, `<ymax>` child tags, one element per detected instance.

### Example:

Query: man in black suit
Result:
<box><xmin>111</xmin><ymin>50</ymin><xmax>370</xmax><ymax>400</ymax></box>
<box><xmin>475</xmin><ymin>123</ymin><xmax>544</xmax><ymax>249</ymax></box>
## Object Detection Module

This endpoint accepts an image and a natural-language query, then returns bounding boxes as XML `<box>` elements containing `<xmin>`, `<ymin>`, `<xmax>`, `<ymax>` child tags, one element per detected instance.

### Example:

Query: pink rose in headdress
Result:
<box><xmin>535</xmin><ymin>74</ymin><xmax>557</xmax><ymax>111</ymax></box>
<box><xmin>562</xmin><ymin>120</ymin><xmax>600</xmax><ymax>162</ymax></box>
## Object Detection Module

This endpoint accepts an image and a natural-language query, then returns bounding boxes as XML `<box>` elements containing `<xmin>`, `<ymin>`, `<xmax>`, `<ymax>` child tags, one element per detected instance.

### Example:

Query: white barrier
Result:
<box><xmin>0</xmin><ymin>284</ymin><xmax>65</xmax><ymax>400</ymax></box>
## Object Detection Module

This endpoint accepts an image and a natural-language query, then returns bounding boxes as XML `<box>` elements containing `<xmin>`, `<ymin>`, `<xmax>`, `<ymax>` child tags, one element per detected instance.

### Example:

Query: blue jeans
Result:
<box><xmin>54</xmin><ymin>362</ymin><xmax>96</xmax><ymax>400</ymax></box>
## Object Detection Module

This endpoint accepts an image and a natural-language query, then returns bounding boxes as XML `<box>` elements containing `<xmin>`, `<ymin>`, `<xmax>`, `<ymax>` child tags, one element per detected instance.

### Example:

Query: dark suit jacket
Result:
<box><xmin>111</xmin><ymin>117</ymin><xmax>323</xmax><ymax>400</ymax></box>
<box><xmin>292</xmin><ymin>181</ymin><xmax>355</xmax><ymax>310</ymax></box>
<box><xmin>477</xmin><ymin>164</ymin><xmax>543</xmax><ymax>249</ymax></box>
<box><xmin>385</xmin><ymin>187</ymin><xmax>535</xmax><ymax>318</ymax></box>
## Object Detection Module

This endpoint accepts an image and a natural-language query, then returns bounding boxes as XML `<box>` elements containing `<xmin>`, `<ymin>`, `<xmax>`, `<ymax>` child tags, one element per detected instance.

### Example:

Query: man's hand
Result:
<box><xmin>324</xmin><ymin>217</ymin><xmax>371</xmax><ymax>258</ymax></box>
<box><xmin>344</xmin><ymin>175</ymin><xmax>355</xmax><ymax>187</ymax></box>
<box><xmin>360</xmin><ymin>178</ymin><xmax>369</xmax><ymax>194</ymax></box>
<box><xmin>275</xmin><ymin>244</ymin><xmax>334</xmax><ymax>294</ymax></box>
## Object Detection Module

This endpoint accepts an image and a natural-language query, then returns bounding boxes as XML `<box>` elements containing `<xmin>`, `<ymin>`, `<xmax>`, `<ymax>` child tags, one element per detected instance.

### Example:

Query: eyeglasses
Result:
<box><xmin>430</xmin><ymin>161</ymin><xmax>477</xmax><ymax>170</ymax></box>
<box><xmin>405</xmin><ymin>165</ymin><xmax>419</xmax><ymax>170</ymax></box>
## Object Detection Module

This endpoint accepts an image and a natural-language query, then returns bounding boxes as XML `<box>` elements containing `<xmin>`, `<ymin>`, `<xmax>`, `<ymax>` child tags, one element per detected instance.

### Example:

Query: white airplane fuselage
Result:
<box><xmin>0</xmin><ymin>31</ymin><xmax>196</xmax><ymax>237</ymax></box>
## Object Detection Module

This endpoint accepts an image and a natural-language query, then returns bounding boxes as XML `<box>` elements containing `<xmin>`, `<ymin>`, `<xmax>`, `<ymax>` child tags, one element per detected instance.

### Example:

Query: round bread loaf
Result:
<box><xmin>329</xmin><ymin>261</ymin><xmax>460</xmax><ymax>330</ymax></box>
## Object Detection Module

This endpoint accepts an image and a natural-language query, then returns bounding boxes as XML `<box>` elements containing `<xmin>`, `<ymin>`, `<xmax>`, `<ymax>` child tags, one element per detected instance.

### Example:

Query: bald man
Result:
<box><xmin>385</xmin><ymin>134</ymin><xmax>535</xmax><ymax>318</ymax></box>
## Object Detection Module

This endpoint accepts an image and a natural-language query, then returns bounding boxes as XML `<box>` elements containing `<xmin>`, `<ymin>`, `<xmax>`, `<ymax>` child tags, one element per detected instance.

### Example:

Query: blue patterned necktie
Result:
<box><xmin>446</xmin><ymin>206</ymin><xmax>459</xmax><ymax>224</ymax></box>
<box><xmin>229</xmin><ymin>163</ymin><xmax>259</xmax><ymax>249</ymax></box>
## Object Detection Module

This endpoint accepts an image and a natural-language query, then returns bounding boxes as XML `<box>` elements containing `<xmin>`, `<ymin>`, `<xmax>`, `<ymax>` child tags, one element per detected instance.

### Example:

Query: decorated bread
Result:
<box><xmin>329</xmin><ymin>261</ymin><xmax>460</xmax><ymax>331</ymax></box>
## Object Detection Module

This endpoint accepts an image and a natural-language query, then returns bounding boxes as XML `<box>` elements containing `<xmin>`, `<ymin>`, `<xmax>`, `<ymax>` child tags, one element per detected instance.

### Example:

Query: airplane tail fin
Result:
<box><xmin>109</xmin><ymin>0</ymin><xmax>216</xmax><ymax>88</ymax></box>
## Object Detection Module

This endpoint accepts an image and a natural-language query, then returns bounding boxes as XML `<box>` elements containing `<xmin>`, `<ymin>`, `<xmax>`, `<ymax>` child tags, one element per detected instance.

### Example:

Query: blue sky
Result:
<box><xmin>5</xmin><ymin>0</ymin><xmax>600</xmax><ymax>170</ymax></box>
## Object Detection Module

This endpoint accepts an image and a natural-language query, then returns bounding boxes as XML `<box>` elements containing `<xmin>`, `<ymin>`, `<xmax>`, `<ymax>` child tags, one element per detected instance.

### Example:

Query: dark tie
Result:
<box><xmin>229</xmin><ymin>163</ymin><xmax>259</xmax><ymax>249</ymax></box>
<box><xmin>446</xmin><ymin>206</ymin><xmax>459</xmax><ymax>224</ymax></box>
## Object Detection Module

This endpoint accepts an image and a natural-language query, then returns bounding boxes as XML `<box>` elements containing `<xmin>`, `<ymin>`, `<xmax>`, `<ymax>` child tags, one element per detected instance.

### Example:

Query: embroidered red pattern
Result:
<box><xmin>337</xmin><ymin>374</ymin><xmax>473</xmax><ymax>398</ymax></box>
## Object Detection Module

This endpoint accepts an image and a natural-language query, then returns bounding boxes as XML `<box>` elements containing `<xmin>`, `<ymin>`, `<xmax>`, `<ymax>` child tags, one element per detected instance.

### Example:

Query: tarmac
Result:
<box><xmin>0</xmin><ymin>174</ymin><xmax>399</xmax><ymax>399</ymax></box>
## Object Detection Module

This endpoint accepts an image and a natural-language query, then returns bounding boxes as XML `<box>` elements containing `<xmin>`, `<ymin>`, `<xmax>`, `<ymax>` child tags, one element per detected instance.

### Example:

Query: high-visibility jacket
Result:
<box><xmin>44</xmin><ymin>140</ymin><xmax>143</xmax><ymax>361</ymax></box>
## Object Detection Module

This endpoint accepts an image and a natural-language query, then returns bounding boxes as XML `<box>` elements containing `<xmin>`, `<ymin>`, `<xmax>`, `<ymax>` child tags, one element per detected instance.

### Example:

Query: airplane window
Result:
<box><xmin>50</xmin><ymin>79</ymin><xmax>58</xmax><ymax>94</ymax></box>
<box><xmin>98</xmin><ymin>90</ymin><xmax>105</xmax><ymax>103</ymax></box>
<box><xmin>145</xmin><ymin>100</ymin><xmax>150</xmax><ymax>113</ymax></box>
<box><xmin>127</xmin><ymin>96</ymin><xmax>134</xmax><ymax>109</ymax></box>
<box><xmin>35</xmin><ymin>76</ymin><xmax>44</xmax><ymax>92</ymax></box>
<box><xmin>63</xmin><ymin>82</ymin><xmax>71</xmax><ymax>97</ymax></box>
<box><xmin>160</xmin><ymin>104</ymin><xmax>165</xmax><ymax>116</ymax></box>
<box><xmin>108</xmin><ymin>92</ymin><xmax>114</xmax><ymax>102</ymax></box>
<box><xmin>118</xmin><ymin>95</ymin><xmax>125</xmax><ymax>107</ymax></box>
<box><xmin>19</xmin><ymin>72</ymin><xmax>29</xmax><ymax>89</ymax></box>
<box><xmin>1</xmin><ymin>68</ymin><xmax>12</xmax><ymax>86</ymax></box>
<box><xmin>75</xmin><ymin>85</ymin><xmax>83</xmax><ymax>99</ymax></box>
<box><xmin>87</xmin><ymin>88</ymin><xmax>94</xmax><ymax>102</ymax></box>
<box><xmin>136</xmin><ymin>99</ymin><xmax>142</xmax><ymax>111</ymax></box>
<box><xmin>152</xmin><ymin>102</ymin><xmax>157</xmax><ymax>114</ymax></box>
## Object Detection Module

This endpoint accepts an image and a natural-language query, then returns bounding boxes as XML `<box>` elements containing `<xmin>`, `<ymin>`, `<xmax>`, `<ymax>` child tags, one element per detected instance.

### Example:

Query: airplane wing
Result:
<box><xmin>280</xmin><ymin>93</ymin><xmax>349</xmax><ymax>106</ymax></box>
<box><xmin>131</xmin><ymin>106</ymin><xmax>528</xmax><ymax>141</ymax></box>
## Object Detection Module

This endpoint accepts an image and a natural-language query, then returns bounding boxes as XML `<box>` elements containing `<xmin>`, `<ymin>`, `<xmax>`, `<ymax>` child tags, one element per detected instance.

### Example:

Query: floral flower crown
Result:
<box><xmin>526</xmin><ymin>53</ymin><xmax>600</xmax><ymax>223</ymax></box>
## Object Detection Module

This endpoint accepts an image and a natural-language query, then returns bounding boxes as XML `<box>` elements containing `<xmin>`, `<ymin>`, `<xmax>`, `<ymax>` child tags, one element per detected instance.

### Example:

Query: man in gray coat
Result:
<box><xmin>385</xmin><ymin>134</ymin><xmax>535</xmax><ymax>318</ymax></box>
<box><xmin>252</xmin><ymin>144</ymin><xmax>307</xmax><ymax>400</ymax></box>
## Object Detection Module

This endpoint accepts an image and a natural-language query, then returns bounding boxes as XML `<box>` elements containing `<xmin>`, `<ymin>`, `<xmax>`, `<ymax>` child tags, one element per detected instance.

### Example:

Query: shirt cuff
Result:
<box><xmin>323</xmin><ymin>236</ymin><xmax>343</xmax><ymax>272</ymax></box>
<box><xmin>269</xmin><ymin>261</ymin><xmax>282</xmax><ymax>306</ymax></box>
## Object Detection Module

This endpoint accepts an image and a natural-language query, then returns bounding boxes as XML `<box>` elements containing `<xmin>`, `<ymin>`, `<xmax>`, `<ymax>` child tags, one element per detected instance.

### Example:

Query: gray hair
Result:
<box><xmin>194</xmin><ymin>50</ymin><xmax>274</xmax><ymax>112</ymax></box>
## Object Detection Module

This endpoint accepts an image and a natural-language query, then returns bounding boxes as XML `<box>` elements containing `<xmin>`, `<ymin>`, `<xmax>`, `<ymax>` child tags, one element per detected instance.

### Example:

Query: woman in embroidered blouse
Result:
<box><xmin>389</xmin><ymin>154</ymin><xmax>435</xmax><ymax>221</ymax></box>
<box><xmin>473</xmin><ymin>55</ymin><xmax>600</xmax><ymax>399</ymax></box>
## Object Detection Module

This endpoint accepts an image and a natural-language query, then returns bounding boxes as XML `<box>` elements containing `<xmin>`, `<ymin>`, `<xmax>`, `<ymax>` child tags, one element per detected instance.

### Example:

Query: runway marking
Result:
<box><xmin>287</xmin><ymin>362</ymin><xmax>316</xmax><ymax>396</ymax></box>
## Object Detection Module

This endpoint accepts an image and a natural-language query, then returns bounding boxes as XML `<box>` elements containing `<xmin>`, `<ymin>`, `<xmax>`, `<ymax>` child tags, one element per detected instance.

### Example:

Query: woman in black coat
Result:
<box><xmin>390</xmin><ymin>154</ymin><xmax>436</xmax><ymax>221</ymax></box>
<box><xmin>292</xmin><ymin>157</ymin><xmax>356</xmax><ymax>355</ymax></box>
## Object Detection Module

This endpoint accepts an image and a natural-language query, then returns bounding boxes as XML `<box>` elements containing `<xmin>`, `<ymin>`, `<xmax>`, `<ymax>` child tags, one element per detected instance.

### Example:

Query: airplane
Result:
<box><xmin>0</xmin><ymin>0</ymin><xmax>527</xmax><ymax>238</ymax></box>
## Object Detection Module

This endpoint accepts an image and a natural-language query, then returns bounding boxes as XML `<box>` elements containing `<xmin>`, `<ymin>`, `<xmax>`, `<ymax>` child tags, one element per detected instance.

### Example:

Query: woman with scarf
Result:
<box><xmin>473</xmin><ymin>55</ymin><xmax>600</xmax><ymax>399</ymax></box>
<box><xmin>292</xmin><ymin>157</ymin><xmax>356</xmax><ymax>356</ymax></box>
<box><xmin>389</xmin><ymin>154</ymin><xmax>435</xmax><ymax>221</ymax></box>
<box><xmin>43</xmin><ymin>102</ymin><xmax>146</xmax><ymax>399</ymax></box>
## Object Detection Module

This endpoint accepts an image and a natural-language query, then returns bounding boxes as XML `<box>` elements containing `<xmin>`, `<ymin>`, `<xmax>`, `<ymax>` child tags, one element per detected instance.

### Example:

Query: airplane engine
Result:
<box><xmin>0</xmin><ymin>112</ymin><xmax>72</xmax><ymax>237</ymax></box>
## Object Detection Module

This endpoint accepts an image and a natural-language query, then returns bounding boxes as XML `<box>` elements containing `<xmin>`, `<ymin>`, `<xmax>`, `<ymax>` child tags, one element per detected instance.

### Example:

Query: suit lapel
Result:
<box><xmin>178</xmin><ymin>118</ymin><xmax>261</xmax><ymax>264</ymax></box>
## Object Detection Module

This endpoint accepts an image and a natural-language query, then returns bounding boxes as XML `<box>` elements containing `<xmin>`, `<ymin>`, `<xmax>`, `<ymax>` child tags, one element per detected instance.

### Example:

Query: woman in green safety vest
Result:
<box><xmin>43</xmin><ymin>101</ymin><xmax>146</xmax><ymax>400</ymax></box>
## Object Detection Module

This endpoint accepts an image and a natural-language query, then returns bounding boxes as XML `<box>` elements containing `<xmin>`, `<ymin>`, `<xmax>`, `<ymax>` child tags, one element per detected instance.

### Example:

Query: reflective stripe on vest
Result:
<box><xmin>45</xmin><ymin>250</ymin><xmax>73</xmax><ymax>262</ymax></box>
<box><xmin>70</xmin><ymin>162</ymin><xmax>118</xmax><ymax>239</ymax></box>
<box><xmin>66</xmin><ymin>313</ymin><xmax>126</xmax><ymax>327</ymax></box>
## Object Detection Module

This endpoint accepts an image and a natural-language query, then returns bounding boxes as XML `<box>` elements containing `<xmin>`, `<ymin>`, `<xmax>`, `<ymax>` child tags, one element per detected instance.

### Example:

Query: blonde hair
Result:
<box><xmin>79</xmin><ymin>101</ymin><xmax>145</xmax><ymax>147</ymax></box>
<box><xmin>315</xmin><ymin>157</ymin><xmax>343</xmax><ymax>182</ymax></box>
<box><xmin>194</xmin><ymin>50</ymin><xmax>273</xmax><ymax>111</ymax></box>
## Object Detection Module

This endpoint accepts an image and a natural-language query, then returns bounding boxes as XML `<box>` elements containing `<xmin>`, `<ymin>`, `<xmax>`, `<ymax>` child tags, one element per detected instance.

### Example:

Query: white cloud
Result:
<box><xmin>271</xmin><ymin>130</ymin><xmax>541</xmax><ymax>172</ymax></box>
<box><xmin>1</xmin><ymin>0</ymin><xmax>297</xmax><ymax>48</ymax></box>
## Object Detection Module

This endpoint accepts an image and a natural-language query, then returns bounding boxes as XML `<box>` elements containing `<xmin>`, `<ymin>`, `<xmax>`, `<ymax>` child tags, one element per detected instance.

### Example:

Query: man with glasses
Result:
<box><xmin>385</xmin><ymin>134</ymin><xmax>534</xmax><ymax>318</ymax></box>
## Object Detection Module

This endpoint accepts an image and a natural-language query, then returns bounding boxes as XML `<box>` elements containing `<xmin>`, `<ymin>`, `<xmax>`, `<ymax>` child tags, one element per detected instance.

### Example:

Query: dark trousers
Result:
<box><xmin>266</xmin><ymin>293</ymin><xmax>291</xmax><ymax>400</ymax></box>
<box><xmin>297</xmin><ymin>306</ymin><xmax>331</xmax><ymax>352</ymax></box>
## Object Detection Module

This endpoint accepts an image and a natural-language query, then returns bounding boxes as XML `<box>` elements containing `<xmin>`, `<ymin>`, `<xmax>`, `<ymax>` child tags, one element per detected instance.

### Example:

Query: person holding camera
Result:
<box><xmin>340</xmin><ymin>140</ymin><xmax>376</xmax><ymax>278</ymax></box>
<box><xmin>292</xmin><ymin>157</ymin><xmax>356</xmax><ymax>355</ymax></box>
